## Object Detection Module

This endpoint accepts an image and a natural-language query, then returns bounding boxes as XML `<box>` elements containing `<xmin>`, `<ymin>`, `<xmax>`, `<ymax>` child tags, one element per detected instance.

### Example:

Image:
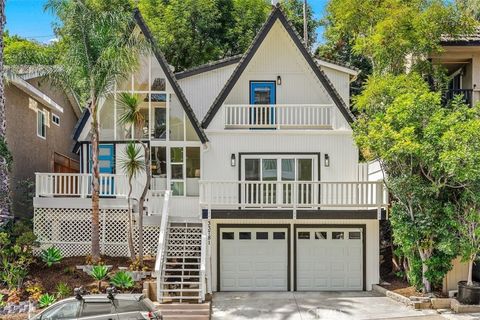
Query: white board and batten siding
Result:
<box><xmin>207</xmin><ymin>20</ymin><xmax>352</xmax><ymax>131</ymax></box>
<box><xmin>178</xmin><ymin>63</ymin><xmax>237</xmax><ymax>121</ymax></box>
<box><xmin>210</xmin><ymin>219</ymin><xmax>380</xmax><ymax>292</ymax></box>
<box><xmin>202</xmin><ymin>132</ymin><xmax>359</xmax><ymax>183</ymax></box>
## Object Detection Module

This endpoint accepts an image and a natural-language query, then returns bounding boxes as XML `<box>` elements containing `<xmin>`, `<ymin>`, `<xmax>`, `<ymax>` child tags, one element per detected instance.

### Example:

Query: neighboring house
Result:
<box><xmin>430</xmin><ymin>32</ymin><xmax>480</xmax><ymax>294</ymax></box>
<box><xmin>32</xmin><ymin>5</ymin><xmax>388</xmax><ymax>302</ymax></box>
<box><xmin>431</xmin><ymin>28</ymin><xmax>480</xmax><ymax>106</ymax></box>
<box><xmin>6</xmin><ymin>69</ymin><xmax>81</xmax><ymax>218</ymax></box>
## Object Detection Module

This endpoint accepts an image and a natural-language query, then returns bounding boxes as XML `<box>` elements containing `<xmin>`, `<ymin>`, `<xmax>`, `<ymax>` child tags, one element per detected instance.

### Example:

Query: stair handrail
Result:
<box><xmin>199</xmin><ymin>222</ymin><xmax>208</xmax><ymax>302</ymax></box>
<box><xmin>154</xmin><ymin>190</ymin><xmax>170</xmax><ymax>278</ymax></box>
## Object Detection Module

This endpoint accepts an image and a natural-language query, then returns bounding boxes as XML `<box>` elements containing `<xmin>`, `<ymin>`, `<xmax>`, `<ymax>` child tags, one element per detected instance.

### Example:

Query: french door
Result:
<box><xmin>241</xmin><ymin>155</ymin><xmax>317</xmax><ymax>207</ymax></box>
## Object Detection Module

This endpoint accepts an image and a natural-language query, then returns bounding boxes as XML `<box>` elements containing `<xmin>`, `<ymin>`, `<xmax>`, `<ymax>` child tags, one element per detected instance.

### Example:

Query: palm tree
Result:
<box><xmin>118</xmin><ymin>92</ymin><xmax>151</xmax><ymax>267</ymax></box>
<box><xmin>46</xmin><ymin>0</ymin><xmax>144</xmax><ymax>261</ymax></box>
<box><xmin>0</xmin><ymin>0</ymin><xmax>11</xmax><ymax>228</ymax></box>
<box><xmin>119</xmin><ymin>142</ymin><xmax>145</xmax><ymax>261</ymax></box>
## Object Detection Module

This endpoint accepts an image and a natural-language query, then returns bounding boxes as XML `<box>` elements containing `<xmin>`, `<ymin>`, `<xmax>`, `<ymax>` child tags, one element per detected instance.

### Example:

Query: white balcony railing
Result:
<box><xmin>199</xmin><ymin>180</ymin><xmax>388</xmax><ymax>210</ymax></box>
<box><xmin>224</xmin><ymin>104</ymin><xmax>333</xmax><ymax>129</ymax></box>
<box><xmin>35</xmin><ymin>173</ymin><xmax>128</xmax><ymax>198</ymax></box>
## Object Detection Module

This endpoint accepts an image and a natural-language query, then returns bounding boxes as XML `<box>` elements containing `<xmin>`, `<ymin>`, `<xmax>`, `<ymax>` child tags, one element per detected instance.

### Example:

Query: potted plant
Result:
<box><xmin>456</xmin><ymin>189</ymin><xmax>480</xmax><ymax>304</ymax></box>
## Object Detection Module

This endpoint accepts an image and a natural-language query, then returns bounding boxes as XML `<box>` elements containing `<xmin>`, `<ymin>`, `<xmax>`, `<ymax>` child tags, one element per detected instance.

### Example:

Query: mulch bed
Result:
<box><xmin>380</xmin><ymin>274</ymin><xmax>446</xmax><ymax>298</ymax></box>
<box><xmin>1</xmin><ymin>256</ymin><xmax>156</xmax><ymax>302</ymax></box>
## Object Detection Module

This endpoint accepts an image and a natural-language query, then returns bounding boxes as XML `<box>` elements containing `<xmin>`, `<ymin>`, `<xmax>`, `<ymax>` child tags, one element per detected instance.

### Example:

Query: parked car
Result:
<box><xmin>31</xmin><ymin>294</ymin><xmax>161</xmax><ymax>320</ymax></box>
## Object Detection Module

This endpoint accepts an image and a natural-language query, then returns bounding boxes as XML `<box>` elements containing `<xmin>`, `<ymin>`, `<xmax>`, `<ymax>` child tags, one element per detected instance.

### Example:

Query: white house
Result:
<box><xmin>33</xmin><ymin>5</ymin><xmax>388</xmax><ymax>302</ymax></box>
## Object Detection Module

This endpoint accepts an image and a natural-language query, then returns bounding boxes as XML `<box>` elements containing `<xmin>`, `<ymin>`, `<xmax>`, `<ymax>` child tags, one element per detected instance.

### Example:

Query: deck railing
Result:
<box><xmin>35</xmin><ymin>173</ymin><xmax>128</xmax><ymax>198</ymax></box>
<box><xmin>199</xmin><ymin>180</ymin><xmax>388</xmax><ymax>210</ymax></box>
<box><xmin>224</xmin><ymin>104</ymin><xmax>333</xmax><ymax>129</ymax></box>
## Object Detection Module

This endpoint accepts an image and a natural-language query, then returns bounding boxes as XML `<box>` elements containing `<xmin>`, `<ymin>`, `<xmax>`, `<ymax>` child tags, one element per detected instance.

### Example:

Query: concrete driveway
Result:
<box><xmin>212</xmin><ymin>291</ymin><xmax>467</xmax><ymax>320</ymax></box>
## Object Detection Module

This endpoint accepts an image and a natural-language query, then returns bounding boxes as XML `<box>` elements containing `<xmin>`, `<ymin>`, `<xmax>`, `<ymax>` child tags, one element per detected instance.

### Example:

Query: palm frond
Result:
<box><xmin>119</xmin><ymin>142</ymin><xmax>145</xmax><ymax>180</ymax></box>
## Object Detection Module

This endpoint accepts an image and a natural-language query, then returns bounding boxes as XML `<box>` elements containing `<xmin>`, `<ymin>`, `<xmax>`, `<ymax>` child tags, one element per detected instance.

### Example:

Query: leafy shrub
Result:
<box><xmin>56</xmin><ymin>282</ymin><xmax>71</xmax><ymax>299</ymax></box>
<box><xmin>91</xmin><ymin>265</ymin><xmax>109</xmax><ymax>290</ymax></box>
<box><xmin>0</xmin><ymin>229</ymin><xmax>35</xmax><ymax>289</ymax></box>
<box><xmin>38</xmin><ymin>293</ymin><xmax>56</xmax><ymax>308</ymax></box>
<box><xmin>25</xmin><ymin>282</ymin><xmax>43</xmax><ymax>301</ymax></box>
<box><xmin>110</xmin><ymin>271</ymin><xmax>134</xmax><ymax>290</ymax></box>
<box><xmin>41</xmin><ymin>247</ymin><xmax>63</xmax><ymax>267</ymax></box>
<box><xmin>1</xmin><ymin>259</ymin><xmax>28</xmax><ymax>289</ymax></box>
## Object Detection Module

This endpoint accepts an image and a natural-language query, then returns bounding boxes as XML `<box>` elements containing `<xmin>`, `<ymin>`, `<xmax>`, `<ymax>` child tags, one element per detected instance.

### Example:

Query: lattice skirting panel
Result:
<box><xmin>34</xmin><ymin>207</ymin><xmax>160</xmax><ymax>257</ymax></box>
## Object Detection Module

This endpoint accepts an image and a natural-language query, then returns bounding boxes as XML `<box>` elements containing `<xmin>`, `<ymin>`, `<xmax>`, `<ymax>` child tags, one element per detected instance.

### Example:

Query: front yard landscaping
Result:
<box><xmin>0</xmin><ymin>221</ymin><xmax>156</xmax><ymax>318</ymax></box>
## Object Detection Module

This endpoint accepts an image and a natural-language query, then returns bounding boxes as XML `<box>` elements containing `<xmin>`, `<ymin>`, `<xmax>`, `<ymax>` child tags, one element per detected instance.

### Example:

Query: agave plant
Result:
<box><xmin>38</xmin><ymin>293</ymin><xmax>56</xmax><ymax>308</ymax></box>
<box><xmin>90</xmin><ymin>265</ymin><xmax>109</xmax><ymax>291</ymax></box>
<box><xmin>110</xmin><ymin>271</ymin><xmax>134</xmax><ymax>291</ymax></box>
<box><xmin>41</xmin><ymin>247</ymin><xmax>63</xmax><ymax>267</ymax></box>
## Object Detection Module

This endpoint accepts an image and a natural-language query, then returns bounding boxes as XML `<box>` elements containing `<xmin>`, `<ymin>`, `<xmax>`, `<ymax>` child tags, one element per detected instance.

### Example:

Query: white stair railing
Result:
<box><xmin>199</xmin><ymin>221</ymin><xmax>208</xmax><ymax>303</ymax></box>
<box><xmin>154</xmin><ymin>190</ymin><xmax>171</xmax><ymax>302</ymax></box>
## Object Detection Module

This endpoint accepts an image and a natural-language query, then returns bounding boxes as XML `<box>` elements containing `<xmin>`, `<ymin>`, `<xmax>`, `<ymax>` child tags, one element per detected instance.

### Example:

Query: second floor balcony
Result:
<box><xmin>224</xmin><ymin>104</ymin><xmax>333</xmax><ymax>129</ymax></box>
<box><xmin>199</xmin><ymin>180</ymin><xmax>388</xmax><ymax>211</ymax></box>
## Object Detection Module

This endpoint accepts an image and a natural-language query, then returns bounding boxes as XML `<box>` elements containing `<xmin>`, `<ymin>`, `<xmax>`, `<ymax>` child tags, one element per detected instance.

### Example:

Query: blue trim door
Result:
<box><xmin>89</xmin><ymin>144</ymin><xmax>115</xmax><ymax>194</ymax></box>
<box><xmin>250</xmin><ymin>81</ymin><xmax>276</xmax><ymax>126</ymax></box>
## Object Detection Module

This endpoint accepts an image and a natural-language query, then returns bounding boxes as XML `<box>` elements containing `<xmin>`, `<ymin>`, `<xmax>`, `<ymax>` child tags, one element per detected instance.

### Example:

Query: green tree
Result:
<box><xmin>3</xmin><ymin>32</ymin><xmax>59</xmax><ymax>66</ymax></box>
<box><xmin>319</xmin><ymin>0</ymin><xmax>475</xmax><ymax>75</ymax></box>
<box><xmin>138</xmin><ymin>0</ymin><xmax>319</xmax><ymax>71</ymax></box>
<box><xmin>354</xmin><ymin>73</ymin><xmax>480</xmax><ymax>292</ymax></box>
<box><xmin>454</xmin><ymin>187</ymin><xmax>480</xmax><ymax>286</ymax></box>
<box><xmin>46</xmin><ymin>0</ymin><xmax>144</xmax><ymax>262</ymax></box>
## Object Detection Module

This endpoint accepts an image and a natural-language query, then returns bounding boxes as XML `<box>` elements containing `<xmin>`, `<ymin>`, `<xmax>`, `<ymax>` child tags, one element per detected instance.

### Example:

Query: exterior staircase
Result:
<box><xmin>158</xmin><ymin>222</ymin><xmax>203</xmax><ymax>303</ymax></box>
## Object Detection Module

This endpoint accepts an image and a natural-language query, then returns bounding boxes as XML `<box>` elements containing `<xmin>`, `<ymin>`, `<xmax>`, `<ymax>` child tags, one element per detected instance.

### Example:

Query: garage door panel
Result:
<box><xmin>296</xmin><ymin>228</ymin><xmax>363</xmax><ymax>291</ymax></box>
<box><xmin>220</xmin><ymin>228</ymin><xmax>288</xmax><ymax>291</ymax></box>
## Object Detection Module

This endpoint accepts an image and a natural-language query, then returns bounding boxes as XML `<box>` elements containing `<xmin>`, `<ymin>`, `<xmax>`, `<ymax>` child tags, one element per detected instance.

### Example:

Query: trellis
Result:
<box><xmin>33</xmin><ymin>207</ymin><xmax>160</xmax><ymax>257</ymax></box>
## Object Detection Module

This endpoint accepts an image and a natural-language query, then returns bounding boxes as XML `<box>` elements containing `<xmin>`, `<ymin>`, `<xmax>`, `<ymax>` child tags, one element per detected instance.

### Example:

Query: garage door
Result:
<box><xmin>296</xmin><ymin>228</ymin><xmax>363</xmax><ymax>291</ymax></box>
<box><xmin>220</xmin><ymin>228</ymin><xmax>288</xmax><ymax>291</ymax></box>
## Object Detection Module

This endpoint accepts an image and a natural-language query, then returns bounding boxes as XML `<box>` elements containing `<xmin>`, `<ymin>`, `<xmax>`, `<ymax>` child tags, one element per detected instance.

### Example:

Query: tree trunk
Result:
<box><xmin>90</xmin><ymin>96</ymin><xmax>101</xmax><ymax>262</ymax></box>
<box><xmin>137</xmin><ymin>142</ymin><xmax>151</xmax><ymax>268</ymax></box>
<box><xmin>0</xmin><ymin>0</ymin><xmax>11</xmax><ymax>227</ymax></box>
<box><xmin>468</xmin><ymin>255</ymin><xmax>475</xmax><ymax>286</ymax></box>
<box><xmin>126</xmin><ymin>179</ymin><xmax>136</xmax><ymax>261</ymax></box>
<box><xmin>418</xmin><ymin>247</ymin><xmax>432</xmax><ymax>293</ymax></box>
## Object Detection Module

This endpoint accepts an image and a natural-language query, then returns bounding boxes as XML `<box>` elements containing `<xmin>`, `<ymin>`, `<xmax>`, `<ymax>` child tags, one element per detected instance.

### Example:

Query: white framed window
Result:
<box><xmin>52</xmin><ymin>113</ymin><xmax>60</xmax><ymax>126</ymax></box>
<box><xmin>37</xmin><ymin>109</ymin><xmax>46</xmax><ymax>139</ymax></box>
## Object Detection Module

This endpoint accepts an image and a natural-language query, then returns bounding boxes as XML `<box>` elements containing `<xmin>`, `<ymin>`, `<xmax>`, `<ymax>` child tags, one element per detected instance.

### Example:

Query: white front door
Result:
<box><xmin>296</xmin><ymin>228</ymin><xmax>363</xmax><ymax>291</ymax></box>
<box><xmin>219</xmin><ymin>227</ymin><xmax>288</xmax><ymax>291</ymax></box>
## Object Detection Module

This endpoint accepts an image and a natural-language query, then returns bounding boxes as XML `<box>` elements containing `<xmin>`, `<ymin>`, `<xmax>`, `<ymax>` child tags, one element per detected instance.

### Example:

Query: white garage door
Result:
<box><xmin>296</xmin><ymin>228</ymin><xmax>363</xmax><ymax>291</ymax></box>
<box><xmin>220</xmin><ymin>228</ymin><xmax>288</xmax><ymax>291</ymax></box>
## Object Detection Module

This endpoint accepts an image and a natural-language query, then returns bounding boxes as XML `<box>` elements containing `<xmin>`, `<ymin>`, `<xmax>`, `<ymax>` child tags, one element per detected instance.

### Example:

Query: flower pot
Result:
<box><xmin>458</xmin><ymin>281</ymin><xmax>480</xmax><ymax>304</ymax></box>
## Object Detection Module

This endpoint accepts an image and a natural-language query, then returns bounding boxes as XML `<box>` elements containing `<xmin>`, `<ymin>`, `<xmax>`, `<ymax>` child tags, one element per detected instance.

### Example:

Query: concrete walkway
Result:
<box><xmin>212</xmin><ymin>291</ymin><xmax>465</xmax><ymax>320</ymax></box>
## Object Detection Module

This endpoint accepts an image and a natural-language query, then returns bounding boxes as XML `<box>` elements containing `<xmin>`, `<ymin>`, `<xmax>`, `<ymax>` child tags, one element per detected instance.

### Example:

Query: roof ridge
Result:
<box><xmin>315</xmin><ymin>56</ymin><xmax>360</xmax><ymax>73</ymax></box>
<box><xmin>175</xmin><ymin>55</ymin><xmax>243</xmax><ymax>79</ymax></box>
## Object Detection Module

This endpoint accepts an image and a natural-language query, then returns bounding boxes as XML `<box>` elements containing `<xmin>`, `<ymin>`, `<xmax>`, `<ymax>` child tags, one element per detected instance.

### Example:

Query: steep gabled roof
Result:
<box><xmin>133</xmin><ymin>9</ymin><xmax>208</xmax><ymax>143</ymax></box>
<box><xmin>175</xmin><ymin>55</ymin><xmax>242</xmax><ymax>80</ymax></box>
<box><xmin>201</xmin><ymin>4</ymin><xmax>355</xmax><ymax>128</ymax></box>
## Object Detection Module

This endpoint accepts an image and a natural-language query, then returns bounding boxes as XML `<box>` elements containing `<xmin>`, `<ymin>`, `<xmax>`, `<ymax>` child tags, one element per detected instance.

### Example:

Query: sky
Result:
<box><xmin>5</xmin><ymin>0</ymin><xmax>328</xmax><ymax>44</ymax></box>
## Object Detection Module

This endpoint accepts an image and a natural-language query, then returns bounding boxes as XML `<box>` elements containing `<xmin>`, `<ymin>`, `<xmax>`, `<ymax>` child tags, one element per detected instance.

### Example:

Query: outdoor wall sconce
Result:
<box><xmin>324</xmin><ymin>154</ymin><xmax>330</xmax><ymax>167</ymax></box>
<box><xmin>231</xmin><ymin>154</ymin><xmax>236</xmax><ymax>167</ymax></box>
<box><xmin>277</xmin><ymin>75</ymin><xmax>282</xmax><ymax>85</ymax></box>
